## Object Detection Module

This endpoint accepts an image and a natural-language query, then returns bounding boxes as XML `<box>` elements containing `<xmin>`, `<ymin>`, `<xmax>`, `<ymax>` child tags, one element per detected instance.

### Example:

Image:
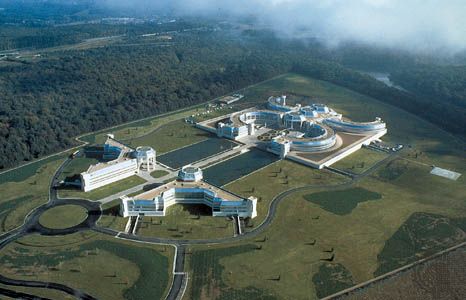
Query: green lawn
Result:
<box><xmin>0</xmin><ymin>234</ymin><xmax>173</xmax><ymax>300</ymax></box>
<box><xmin>187</xmin><ymin>244</ymin><xmax>277</xmax><ymax>300</ymax></box>
<box><xmin>0</xmin><ymin>155</ymin><xmax>67</xmax><ymax>233</ymax></box>
<box><xmin>79</xmin><ymin>103</ymin><xmax>211</xmax><ymax>145</ymax></box>
<box><xmin>332</xmin><ymin>148</ymin><xmax>388</xmax><ymax>174</ymax></box>
<box><xmin>0</xmin><ymin>72</ymin><xmax>465</xmax><ymax>299</ymax></box>
<box><xmin>151</xmin><ymin>169</ymin><xmax>170</xmax><ymax>178</ymax></box>
<box><xmin>59</xmin><ymin>156</ymin><xmax>99</xmax><ymax>182</ymax></box>
<box><xmin>0</xmin><ymin>153</ymin><xmax>68</xmax><ymax>184</ymax></box>
<box><xmin>59</xmin><ymin>175</ymin><xmax>146</xmax><ymax>201</ymax></box>
<box><xmin>98</xmin><ymin>199</ymin><xmax>128</xmax><ymax>230</ymax></box>
<box><xmin>224</xmin><ymin>159</ymin><xmax>348</xmax><ymax>228</ymax></box>
<box><xmin>125</xmin><ymin>121</ymin><xmax>211</xmax><ymax>155</ymax></box>
<box><xmin>39</xmin><ymin>205</ymin><xmax>88</xmax><ymax>229</ymax></box>
<box><xmin>0</xmin><ymin>283</ymin><xmax>74</xmax><ymax>300</ymax></box>
<box><xmin>186</xmin><ymin>73</ymin><xmax>466</xmax><ymax>300</ymax></box>
<box><xmin>137</xmin><ymin>204</ymin><xmax>234</xmax><ymax>240</ymax></box>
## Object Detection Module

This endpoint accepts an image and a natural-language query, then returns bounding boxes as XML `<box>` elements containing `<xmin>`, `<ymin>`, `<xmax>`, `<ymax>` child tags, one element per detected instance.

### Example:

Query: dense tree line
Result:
<box><xmin>1</xmin><ymin>24</ymin><xmax>465</xmax><ymax>170</ymax></box>
<box><xmin>390</xmin><ymin>65</ymin><xmax>466</xmax><ymax>109</ymax></box>
<box><xmin>292</xmin><ymin>60</ymin><xmax>466</xmax><ymax>137</ymax></box>
<box><xmin>0</xmin><ymin>21</ymin><xmax>207</xmax><ymax>51</ymax></box>
<box><xmin>0</xmin><ymin>31</ymin><xmax>293</xmax><ymax>169</ymax></box>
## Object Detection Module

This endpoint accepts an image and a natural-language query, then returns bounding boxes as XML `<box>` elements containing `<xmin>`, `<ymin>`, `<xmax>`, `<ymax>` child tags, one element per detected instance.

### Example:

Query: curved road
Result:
<box><xmin>0</xmin><ymin>155</ymin><xmax>101</xmax><ymax>300</ymax></box>
<box><xmin>0</xmin><ymin>149</ymin><xmax>399</xmax><ymax>300</ymax></box>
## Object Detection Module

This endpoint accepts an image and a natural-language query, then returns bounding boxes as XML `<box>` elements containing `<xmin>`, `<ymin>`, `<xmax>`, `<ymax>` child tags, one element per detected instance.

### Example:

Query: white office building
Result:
<box><xmin>120</xmin><ymin>167</ymin><xmax>257</xmax><ymax>219</ymax></box>
<box><xmin>80</xmin><ymin>136</ymin><xmax>156</xmax><ymax>192</ymax></box>
<box><xmin>81</xmin><ymin>158</ymin><xmax>139</xmax><ymax>192</ymax></box>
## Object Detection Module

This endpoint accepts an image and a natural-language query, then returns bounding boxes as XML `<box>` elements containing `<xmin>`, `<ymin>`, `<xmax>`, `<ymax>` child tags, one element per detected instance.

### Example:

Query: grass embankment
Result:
<box><xmin>0</xmin><ymin>283</ymin><xmax>74</xmax><ymax>300</ymax></box>
<box><xmin>39</xmin><ymin>205</ymin><xmax>88</xmax><ymax>229</ymax></box>
<box><xmin>79</xmin><ymin>105</ymin><xmax>204</xmax><ymax>145</ymax></box>
<box><xmin>0</xmin><ymin>233</ymin><xmax>173</xmax><ymax>300</ymax></box>
<box><xmin>59</xmin><ymin>175</ymin><xmax>146</xmax><ymax>201</ymax></box>
<box><xmin>58</xmin><ymin>156</ymin><xmax>98</xmax><ymax>182</ymax></box>
<box><xmin>0</xmin><ymin>155</ymin><xmax>68</xmax><ymax>233</ymax></box>
<box><xmin>98</xmin><ymin>199</ymin><xmax>127</xmax><ymax>230</ymax></box>
<box><xmin>332</xmin><ymin>148</ymin><xmax>388</xmax><ymax>174</ymax></box>
<box><xmin>224</xmin><ymin>159</ymin><xmax>348</xmax><ymax>228</ymax></box>
<box><xmin>126</xmin><ymin>121</ymin><xmax>211</xmax><ymax>155</ymax></box>
<box><xmin>186</xmin><ymin>73</ymin><xmax>466</xmax><ymax>299</ymax></box>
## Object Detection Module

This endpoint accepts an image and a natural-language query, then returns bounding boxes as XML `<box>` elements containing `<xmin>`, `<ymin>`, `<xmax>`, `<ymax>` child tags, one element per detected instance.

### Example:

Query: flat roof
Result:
<box><xmin>133</xmin><ymin>180</ymin><xmax>243</xmax><ymax>201</ymax></box>
<box><xmin>85</xmin><ymin>157</ymin><xmax>134</xmax><ymax>173</ymax></box>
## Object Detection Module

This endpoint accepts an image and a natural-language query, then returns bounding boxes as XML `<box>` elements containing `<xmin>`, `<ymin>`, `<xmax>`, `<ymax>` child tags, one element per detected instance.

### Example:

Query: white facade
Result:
<box><xmin>178</xmin><ymin>166</ymin><xmax>204</xmax><ymax>182</ymax></box>
<box><xmin>120</xmin><ymin>186</ymin><xmax>257</xmax><ymax>219</ymax></box>
<box><xmin>80</xmin><ymin>159</ymin><xmax>139</xmax><ymax>192</ymax></box>
<box><xmin>121</xmin><ymin>166</ymin><xmax>257</xmax><ymax>219</ymax></box>
<box><xmin>80</xmin><ymin>136</ymin><xmax>156</xmax><ymax>192</ymax></box>
<box><xmin>133</xmin><ymin>146</ymin><xmax>156</xmax><ymax>171</ymax></box>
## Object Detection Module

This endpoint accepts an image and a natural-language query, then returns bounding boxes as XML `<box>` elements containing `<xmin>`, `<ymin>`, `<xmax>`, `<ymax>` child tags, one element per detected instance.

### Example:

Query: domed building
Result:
<box><xmin>133</xmin><ymin>146</ymin><xmax>156</xmax><ymax>171</ymax></box>
<box><xmin>178</xmin><ymin>165</ymin><xmax>203</xmax><ymax>182</ymax></box>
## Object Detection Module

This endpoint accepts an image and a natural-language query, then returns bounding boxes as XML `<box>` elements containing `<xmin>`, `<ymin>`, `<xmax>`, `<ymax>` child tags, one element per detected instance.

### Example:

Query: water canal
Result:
<box><xmin>157</xmin><ymin>138</ymin><xmax>239</xmax><ymax>169</ymax></box>
<box><xmin>203</xmin><ymin>148</ymin><xmax>279</xmax><ymax>187</ymax></box>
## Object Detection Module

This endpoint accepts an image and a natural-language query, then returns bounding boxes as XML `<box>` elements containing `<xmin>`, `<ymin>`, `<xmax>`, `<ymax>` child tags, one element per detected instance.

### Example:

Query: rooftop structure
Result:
<box><xmin>132</xmin><ymin>146</ymin><xmax>156</xmax><ymax>171</ymax></box>
<box><xmin>178</xmin><ymin>165</ymin><xmax>203</xmax><ymax>182</ymax></box>
<box><xmin>80</xmin><ymin>136</ymin><xmax>157</xmax><ymax>192</ymax></box>
<box><xmin>218</xmin><ymin>94</ymin><xmax>244</xmax><ymax>105</ymax></box>
<box><xmin>120</xmin><ymin>167</ymin><xmax>257</xmax><ymax>219</ymax></box>
<box><xmin>196</xmin><ymin>95</ymin><xmax>387</xmax><ymax>169</ymax></box>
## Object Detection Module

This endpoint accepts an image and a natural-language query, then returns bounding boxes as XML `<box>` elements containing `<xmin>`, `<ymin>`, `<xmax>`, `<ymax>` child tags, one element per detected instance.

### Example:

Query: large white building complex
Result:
<box><xmin>197</xmin><ymin>95</ymin><xmax>387</xmax><ymax>169</ymax></box>
<box><xmin>80</xmin><ymin>135</ymin><xmax>156</xmax><ymax>192</ymax></box>
<box><xmin>120</xmin><ymin>165</ymin><xmax>257</xmax><ymax>219</ymax></box>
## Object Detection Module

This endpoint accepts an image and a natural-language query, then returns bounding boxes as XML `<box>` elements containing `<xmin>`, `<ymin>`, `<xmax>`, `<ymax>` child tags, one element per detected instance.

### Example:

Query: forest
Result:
<box><xmin>390</xmin><ymin>65</ymin><xmax>466</xmax><ymax>109</ymax></box>
<box><xmin>0</xmin><ymin>18</ymin><xmax>465</xmax><ymax>170</ymax></box>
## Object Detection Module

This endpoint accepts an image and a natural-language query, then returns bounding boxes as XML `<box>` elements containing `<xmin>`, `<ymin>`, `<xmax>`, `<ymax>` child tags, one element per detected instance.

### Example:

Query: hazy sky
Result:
<box><xmin>102</xmin><ymin>0</ymin><xmax>466</xmax><ymax>54</ymax></box>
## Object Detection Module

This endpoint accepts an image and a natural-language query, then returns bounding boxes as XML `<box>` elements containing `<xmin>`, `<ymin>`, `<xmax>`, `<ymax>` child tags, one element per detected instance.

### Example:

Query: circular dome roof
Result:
<box><xmin>178</xmin><ymin>165</ymin><xmax>203</xmax><ymax>182</ymax></box>
<box><xmin>134</xmin><ymin>146</ymin><xmax>156</xmax><ymax>158</ymax></box>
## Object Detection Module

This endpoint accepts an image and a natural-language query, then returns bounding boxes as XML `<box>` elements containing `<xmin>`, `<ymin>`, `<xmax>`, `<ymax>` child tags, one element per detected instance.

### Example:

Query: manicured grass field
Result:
<box><xmin>58</xmin><ymin>156</ymin><xmax>99</xmax><ymax>182</ymax></box>
<box><xmin>0</xmin><ymin>156</ymin><xmax>66</xmax><ymax>233</ymax></box>
<box><xmin>0</xmin><ymin>283</ymin><xmax>74</xmax><ymax>300</ymax></box>
<box><xmin>332</xmin><ymin>148</ymin><xmax>388</xmax><ymax>174</ymax></box>
<box><xmin>150</xmin><ymin>170</ymin><xmax>170</xmax><ymax>178</ymax></box>
<box><xmin>39</xmin><ymin>205</ymin><xmax>88</xmax><ymax>229</ymax></box>
<box><xmin>0</xmin><ymin>73</ymin><xmax>465</xmax><ymax>299</ymax></box>
<box><xmin>187</xmin><ymin>244</ymin><xmax>277</xmax><ymax>300</ymax></box>
<box><xmin>137</xmin><ymin>204</ymin><xmax>234</xmax><ymax>240</ymax></box>
<box><xmin>59</xmin><ymin>175</ymin><xmax>146</xmax><ymax>201</ymax></box>
<box><xmin>125</xmin><ymin>121</ymin><xmax>211</xmax><ymax>155</ymax></box>
<box><xmin>79</xmin><ymin>103</ymin><xmax>213</xmax><ymax>145</ymax></box>
<box><xmin>186</xmin><ymin>73</ymin><xmax>466</xmax><ymax>299</ymax></box>
<box><xmin>224</xmin><ymin>159</ymin><xmax>348</xmax><ymax>228</ymax></box>
<box><xmin>98</xmin><ymin>199</ymin><xmax>128</xmax><ymax>230</ymax></box>
<box><xmin>0</xmin><ymin>234</ymin><xmax>173</xmax><ymax>300</ymax></box>
<box><xmin>0</xmin><ymin>153</ymin><xmax>68</xmax><ymax>184</ymax></box>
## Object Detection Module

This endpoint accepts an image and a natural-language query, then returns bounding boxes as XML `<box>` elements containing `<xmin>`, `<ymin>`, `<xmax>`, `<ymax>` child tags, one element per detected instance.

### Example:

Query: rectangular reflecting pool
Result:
<box><xmin>203</xmin><ymin>149</ymin><xmax>279</xmax><ymax>187</ymax></box>
<box><xmin>157</xmin><ymin>138</ymin><xmax>239</xmax><ymax>169</ymax></box>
